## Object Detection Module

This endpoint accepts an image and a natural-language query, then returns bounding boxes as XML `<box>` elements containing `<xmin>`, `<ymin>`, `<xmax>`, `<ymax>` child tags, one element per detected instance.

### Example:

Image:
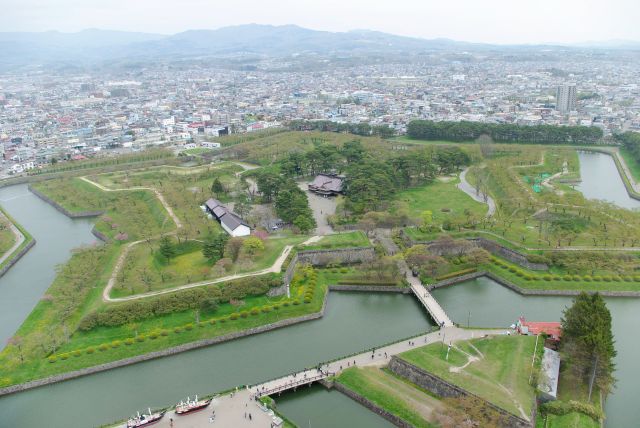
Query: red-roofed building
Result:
<box><xmin>516</xmin><ymin>317</ymin><xmax>562</xmax><ymax>341</ymax></box>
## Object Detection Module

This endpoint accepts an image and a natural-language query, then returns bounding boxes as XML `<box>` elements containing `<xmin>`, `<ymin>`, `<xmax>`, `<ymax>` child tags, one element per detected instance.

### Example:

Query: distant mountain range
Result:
<box><xmin>0</xmin><ymin>24</ymin><xmax>638</xmax><ymax>70</ymax></box>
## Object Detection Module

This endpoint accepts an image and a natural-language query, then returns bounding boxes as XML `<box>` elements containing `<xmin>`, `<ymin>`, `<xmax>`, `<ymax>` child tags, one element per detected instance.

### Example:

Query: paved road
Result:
<box><xmin>0</xmin><ymin>210</ymin><xmax>25</xmax><ymax>266</ymax></box>
<box><xmin>458</xmin><ymin>167</ymin><xmax>496</xmax><ymax>217</ymax></box>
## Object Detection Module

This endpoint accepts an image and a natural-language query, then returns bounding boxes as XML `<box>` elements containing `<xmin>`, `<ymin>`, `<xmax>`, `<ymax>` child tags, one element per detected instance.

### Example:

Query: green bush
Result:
<box><xmin>634</xmin><ymin>275</ymin><xmax>640</xmax><ymax>282</ymax></box>
<box><xmin>293</xmin><ymin>300</ymin><xmax>301</xmax><ymax>305</ymax></box>
<box><xmin>98</xmin><ymin>344</ymin><xmax>109</xmax><ymax>352</ymax></box>
<box><xmin>111</xmin><ymin>340</ymin><xmax>121</xmax><ymax>348</ymax></box>
<box><xmin>251</xmin><ymin>308</ymin><xmax>259</xmax><ymax>315</ymax></box>
<box><xmin>540</xmin><ymin>400</ymin><xmax>603</xmax><ymax>422</ymax></box>
<box><xmin>562</xmin><ymin>275</ymin><xmax>572</xmax><ymax>281</ymax></box>
<box><xmin>552</xmin><ymin>275</ymin><xmax>562</xmax><ymax>281</ymax></box>
<box><xmin>86</xmin><ymin>347</ymin><xmax>95</xmax><ymax>354</ymax></box>
<box><xmin>261</xmin><ymin>306</ymin><xmax>271</xmax><ymax>313</ymax></box>
<box><xmin>572</xmin><ymin>275</ymin><xmax>581</xmax><ymax>281</ymax></box>
<box><xmin>304</xmin><ymin>298</ymin><xmax>311</xmax><ymax>304</ymax></box>
<box><xmin>73</xmin><ymin>350</ymin><xmax>82</xmax><ymax>357</ymax></box>
<box><xmin>283</xmin><ymin>301</ymin><xmax>290</xmax><ymax>307</ymax></box>
<box><xmin>340</xmin><ymin>267</ymin><xmax>348</xmax><ymax>273</ymax></box>
<box><xmin>435</xmin><ymin>268</ymin><xmax>477</xmax><ymax>281</ymax></box>
<box><xmin>543</xmin><ymin>275</ymin><xmax>552</xmax><ymax>281</ymax></box>
<box><xmin>125</xmin><ymin>338</ymin><xmax>134</xmax><ymax>346</ymax></box>
<box><xmin>149</xmin><ymin>332</ymin><xmax>158</xmax><ymax>340</ymax></box>
<box><xmin>174</xmin><ymin>327</ymin><xmax>183</xmax><ymax>333</ymax></box>
<box><xmin>273</xmin><ymin>304</ymin><xmax>280</xmax><ymax>310</ymax></box>
<box><xmin>209</xmin><ymin>319</ymin><xmax>216</xmax><ymax>325</ymax></box>
<box><xmin>612</xmin><ymin>275</ymin><xmax>622</xmax><ymax>282</ymax></box>
<box><xmin>240</xmin><ymin>311</ymin><xmax>249</xmax><ymax>318</ymax></box>
<box><xmin>593</xmin><ymin>275</ymin><xmax>603</xmax><ymax>281</ymax></box>
<box><xmin>583</xmin><ymin>275</ymin><xmax>592</xmax><ymax>282</ymax></box>
<box><xmin>508</xmin><ymin>267</ymin><xmax>518</xmax><ymax>273</ymax></box>
<box><xmin>524</xmin><ymin>274</ymin><xmax>533</xmax><ymax>281</ymax></box>
<box><xmin>624</xmin><ymin>276</ymin><xmax>633</xmax><ymax>282</ymax></box>
<box><xmin>516</xmin><ymin>270</ymin><xmax>525</xmax><ymax>277</ymax></box>
<box><xmin>602</xmin><ymin>276</ymin><xmax>612</xmax><ymax>282</ymax></box>
<box><xmin>230</xmin><ymin>313</ymin><xmax>239</xmax><ymax>320</ymax></box>
<box><xmin>48</xmin><ymin>356</ymin><xmax>57</xmax><ymax>363</ymax></box>
<box><xmin>219</xmin><ymin>317</ymin><xmax>227</xmax><ymax>323</ymax></box>
<box><xmin>135</xmin><ymin>335</ymin><xmax>146</xmax><ymax>342</ymax></box>
<box><xmin>60</xmin><ymin>353</ymin><xmax>69</xmax><ymax>360</ymax></box>
<box><xmin>160</xmin><ymin>330</ymin><xmax>169</xmax><ymax>336</ymax></box>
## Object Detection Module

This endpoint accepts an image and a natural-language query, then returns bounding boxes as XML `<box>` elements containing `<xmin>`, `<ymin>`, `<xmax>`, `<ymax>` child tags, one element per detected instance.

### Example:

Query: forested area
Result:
<box><xmin>615</xmin><ymin>131</ymin><xmax>640</xmax><ymax>162</ymax></box>
<box><xmin>254</xmin><ymin>139</ymin><xmax>470</xmax><ymax>214</ymax></box>
<box><xmin>288</xmin><ymin>119</ymin><xmax>395</xmax><ymax>138</ymax></box>
<box><xmin>407</xmin><ymin>120</ymin><xmax>603</xmax><ymax>144</ymax></box>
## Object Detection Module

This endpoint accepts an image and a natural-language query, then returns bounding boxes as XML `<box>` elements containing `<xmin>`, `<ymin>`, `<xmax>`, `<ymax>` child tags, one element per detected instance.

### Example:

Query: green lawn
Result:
<box><xmin>541</xmin><ymin>412</ymin><xmax>599</xmax><ymax>428</ymax></box>
<box><xmin>0</xmin><ymin>215</ymin><xmax>16</xmax><ymax>255</ymax></box>
<box><xmin>112</xmin><ymin>234</ymin><xmax>306</xmax><ymax>297</ymax></box>
<box><xmin>399</xmin><ymin>335</ymin><xmax>538</xmax><ymax>417</ymax></box>
<box><xmin>337</xmin><ymin>367</ymin><xmax>439</xmax><ymax>428</ymax></box>
<box><xmin>394</xmin><ymin>178</ymin><xmax>488</xmax><ymax>223</ymax></box>
<box><xmin>0</xmin><ymin>263</ymin><xmax>326</xmax><ymax>388</ymax></box>
<box><xmin>619</xmin><ymin>147</ymin><xmax>640</xmax><ymax>183</ymax></box>
<box><xmin>183</xmin><ymin>148</ymin><xmax>217</xmax><ymax>155</ymax></box>
<box><xmin>302</xmin><ymin>230</ymin><xmax>371</xmax><ymax>250</ymax></box>
<box><xmin>316</xmin><ymin>265</ymin><xmax>402</xmax><ymax>287</ymax></box>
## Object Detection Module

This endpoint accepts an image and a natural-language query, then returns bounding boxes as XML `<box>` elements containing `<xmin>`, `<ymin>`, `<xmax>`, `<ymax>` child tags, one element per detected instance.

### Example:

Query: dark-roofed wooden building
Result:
<box><xmin>308</xmin><ymin>174</ymin><xmax>344</xmax><ymax>196</ymax></box>
<box><xmin>204</xmin><ymin>198</ymin><xmax>251</xmax><ymax>237</ymax></box>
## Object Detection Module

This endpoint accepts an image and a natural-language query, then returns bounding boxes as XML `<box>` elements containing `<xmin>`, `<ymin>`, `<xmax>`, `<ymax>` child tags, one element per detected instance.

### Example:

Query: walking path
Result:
<box><xmin>402</xmin><ymin>262</ymin><xmax>454</xmax><ymax>327</ymax></box>
<box><xmin>458</xmin><ymin>167</ymin><xmax>496</xmax><ymax>217</ymax></box>
<box><xmin>103</xmin><ymin>236</ymin><xmax>319</xmax><ymax>302</ymax></box>
<box><xmin>0</xmin><ymin>210</ymin><xmax>25</xmax><ymax>266</ymax></box>
<box><xmin>612</xmin><ymin>147</ymin><xmax>640</xmax><ymax>193</ymax></box>
<box><xmin>137</xmin><ymin>327</ymin><xmax>503</xmax><ymax>428</ymax></box>
<box><xmin>79</xmin><ymin>176</ymin><xmax>183</xmax><ymax>229</ymax></box>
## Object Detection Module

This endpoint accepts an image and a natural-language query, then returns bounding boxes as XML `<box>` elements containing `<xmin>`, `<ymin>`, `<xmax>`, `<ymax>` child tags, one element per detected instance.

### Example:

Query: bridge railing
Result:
<box><xmin>257</xmin><ymin>373</ymin><xmax>331</xmax><ymax>397</ymax></box>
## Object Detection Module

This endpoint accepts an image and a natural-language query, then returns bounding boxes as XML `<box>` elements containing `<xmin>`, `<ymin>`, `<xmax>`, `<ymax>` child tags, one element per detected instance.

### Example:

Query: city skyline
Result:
<box><xmin>1</xmin><ymin>0</ymin><xmax>640</xmax><ymax>45</ymax></box>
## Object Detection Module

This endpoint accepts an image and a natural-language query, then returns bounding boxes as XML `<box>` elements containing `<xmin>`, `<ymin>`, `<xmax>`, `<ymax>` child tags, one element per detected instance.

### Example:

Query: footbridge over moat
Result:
<box><xmin>400</xmin><ymin>260</ymin><xmax>454</xmax><ymax>327</ymax></box>
<box><xmin>126</xmin><ymin>327</ymin><xmax>501</xmax><ymax>428</ymax></box>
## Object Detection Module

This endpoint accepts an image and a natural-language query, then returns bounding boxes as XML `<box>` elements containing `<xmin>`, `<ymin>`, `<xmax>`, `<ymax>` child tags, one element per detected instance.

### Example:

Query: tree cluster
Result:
<box><xmin>288</xmin><ymin>119</ymin><xmax>395</xmax><ymax>138</ymax></box>
<box><xmin>407</xmin><ymin>120</ymin><xmax>603</xmax><ymax>145</ymax></box>
<box><xmin>561</xmin><ymin>292</ymin><xmax>616</xmax><ymax>400</ymax></box>
<box><xmin>615</xmin><ymin>131</ymin><xmax>640</xmax><ymax>164</ymax></box>
<box><xmin>79</xmin><ymin>274</ymin><xmax>281</xmax><ymax>330</ymax></box>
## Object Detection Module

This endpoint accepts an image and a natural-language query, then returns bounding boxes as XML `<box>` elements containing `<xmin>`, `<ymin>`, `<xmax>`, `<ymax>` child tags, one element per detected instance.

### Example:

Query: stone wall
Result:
<box><xmin>297</xmin><ymin>246</ymin><xmax>376</xmax><ymax>266</ymax></box>
<box><xmin>283</xmin><ymin>247</ymin><xmax>375</xmax><ymax>287</ymax></box>
<box><xmin>0</xmin><ymin>292</ymin><xmax>329</xmax><ymax>397</ymax></box>
<box><xmin>90</xmin><ymin>226</ymin><xmax>110</xmax><ymax>243</ymax></box>
<box><xmin>388</xmin><ymin>357</ymin><xmax>533</xmax><ymax>428</ymax></box>
<box><xmin>331</xmin><ymin>381</ymin><xmax>413</xmax><ymax>428</ymax></box>
<box><xmin>329</xmin><ymin>285</ymin><xmax>411</xmax><ymax>294</ymax></box>
<box><xmin>469</xmin><ymin>238</ymin><xmax>548</xmax><ymax>271</ymax></box>
<box><xmin>0</xmin><ymin>239</ymin><xmax>36</xmax><ymax>279</ymax></box>
<box><xmin>28</xmin><ymin>185</ymin><xmax>104</xmax><ymax>218</ymax></box>
<box><xmin>404</xmin><ymin>232</ymin><xmax>548</xmax><ymax>271</ymax></box>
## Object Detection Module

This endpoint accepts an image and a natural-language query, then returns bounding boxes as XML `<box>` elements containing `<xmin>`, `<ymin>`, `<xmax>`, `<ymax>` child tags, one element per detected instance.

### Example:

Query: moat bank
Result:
<box><xmin>0</xmin><ymin>184</ymin><xmax>97</xmax><ymax>347</ymax></box>
<box><xmin>432</xmin><ymin>276</ymin><xmax>639</xmax><ymax>428</ymax></box>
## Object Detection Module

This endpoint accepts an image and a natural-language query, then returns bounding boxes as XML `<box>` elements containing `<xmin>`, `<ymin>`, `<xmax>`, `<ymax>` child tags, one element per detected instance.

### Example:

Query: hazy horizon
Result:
<box><xmin>1</xmin><ymin>0</ymin><xmax>639</xmax><ymax>45</ymax></box>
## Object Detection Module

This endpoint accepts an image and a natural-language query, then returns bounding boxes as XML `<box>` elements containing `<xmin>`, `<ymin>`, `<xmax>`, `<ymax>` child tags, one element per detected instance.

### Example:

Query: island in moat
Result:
<box><xmin>2</xmin><ymin>124</ymin><xmax>635</xmax><ymax>427</ymax></box>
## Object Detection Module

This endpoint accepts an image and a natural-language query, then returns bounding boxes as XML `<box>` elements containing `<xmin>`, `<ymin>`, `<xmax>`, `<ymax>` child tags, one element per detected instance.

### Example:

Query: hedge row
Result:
<box><xmin>79</xmin><ymin>274</ymin><xmax>281</xmax><ymax>330</ymax></box>
<box><xmin>435</xmin><ymin>268</ymin><xmax>477</xmax><ymax>281</ymax></box>
<box><xmin>51</xmin><ymin>298</ymin><xmax>305</xmax><ymax>363</ymax></box>
<box><xmin>540</xmin><ymin>400</ymin><xmax>603</xmax><ymax>422</ymax></box>
<box><xmin>336</xmin><ymin>279</ymin><xmax>397</xmax><ymax>286</ymax></box>
<box><xmin>490</xmin><ymin>257</ymin><xmax>640</xmax><ymax>283</ymax></box>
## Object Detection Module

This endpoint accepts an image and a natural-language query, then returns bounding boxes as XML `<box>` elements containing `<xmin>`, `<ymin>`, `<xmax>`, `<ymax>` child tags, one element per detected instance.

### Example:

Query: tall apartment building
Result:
<box><xmin>556</xmin><ymin>84</ymin><xmax>577</xmax><ymax>113</ymax></box>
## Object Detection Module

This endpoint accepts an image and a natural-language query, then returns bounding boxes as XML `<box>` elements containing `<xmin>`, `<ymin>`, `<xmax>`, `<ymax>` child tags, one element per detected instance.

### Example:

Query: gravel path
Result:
<box><xmin>457</xmin><ymin>167</ymin><xmax>496</xmax><ymax>217</ymax></box>
<box><xmin>0</xmin><ymin>210</ymin><xmax>25</xmax><ymax>266</ymax></box>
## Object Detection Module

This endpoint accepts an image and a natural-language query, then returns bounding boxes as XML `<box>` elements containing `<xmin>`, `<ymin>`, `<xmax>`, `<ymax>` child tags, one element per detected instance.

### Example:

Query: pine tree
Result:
<box><xmin>561</xmin><ymin>292</ymin><xmax>616</xmax><ymax>399</ymax></box>
<box><xmin>158</xmin><ymin>235</ymin><xmax>176</xmax><ymax>263</ymax></box>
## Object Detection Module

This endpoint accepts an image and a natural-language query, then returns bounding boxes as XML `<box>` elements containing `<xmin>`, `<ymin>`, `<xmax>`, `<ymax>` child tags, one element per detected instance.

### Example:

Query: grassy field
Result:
<box><xmin>337</xmin><ymin>366</ymin><xmax>440</xmax><ymax>428</ymax></box>
<box><xmin>31</xmin><ymin>178</ymin><xmax>171</xmax><ymax>241</ymax></box>
<box><xmin>0</xmin><ymin>214</ymin><xmax>16</xmax><ymax>255</ymax></box>
<box><xmin>399</xmin><ymin>335</ymin><xmax>539</xmax><ymax>417</ymax></box>
<box><xmin>183</xmin><ymin>147</ymin><xmax>217</xmax><ymax>155</ymax></box>
<box><xmin>316</xmin><ymin>265</ymin><xmax>403</xmax><ymax>287</ymax></box>
<box><xmin>112</xmin><ymin>234</ymin><xmax>306</xmax><ymax>297</ymax></box>
<box><xmin>302</xmin><ymin>230</ymin><xmax>371</xmax><ymax>250</ymax></box>
<box><xmin>0</xmin><ymin>205</ymin><xmax>34</xmax><ymax>272</ymax></box>
<box><xmin>0</xmin><ymin>262</ymin><xmax>326</xmax><ymax>388</ymax></box>
<box><xmin>618</xmin><ymin>147</ymin><xmax>640</xmax><ymax>183</ymax></box>
<box><xmin>394</xmin><ymin>177</ymin><xmax>488</xmax><ymax>222</ymax></box>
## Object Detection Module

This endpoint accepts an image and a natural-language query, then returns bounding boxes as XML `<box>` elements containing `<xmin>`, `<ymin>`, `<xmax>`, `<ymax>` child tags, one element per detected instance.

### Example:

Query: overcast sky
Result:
<box><xmin>2</xmin><ymin>0</ymin><xmax>639</xmax><ymax>44</ymax></box>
